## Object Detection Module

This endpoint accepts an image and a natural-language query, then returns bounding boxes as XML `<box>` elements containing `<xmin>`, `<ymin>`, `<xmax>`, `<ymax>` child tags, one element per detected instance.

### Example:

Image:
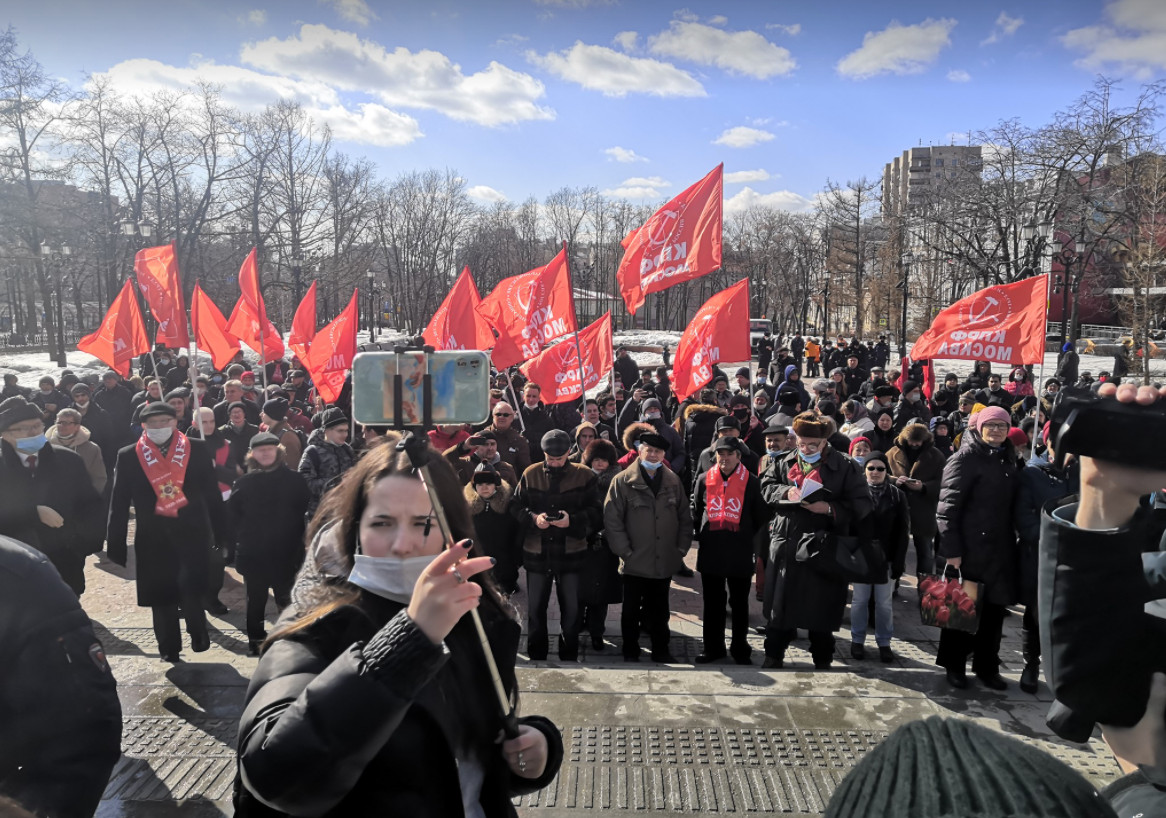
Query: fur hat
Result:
<box><xmin>792</xmin><ymin>412</ymin><xmax>830</xmax><ymax>439</ymax></box>
<box><xmin>582</xmin><ymin>438</ymin><xmax>618</xmax><ymax>467</ymax></box>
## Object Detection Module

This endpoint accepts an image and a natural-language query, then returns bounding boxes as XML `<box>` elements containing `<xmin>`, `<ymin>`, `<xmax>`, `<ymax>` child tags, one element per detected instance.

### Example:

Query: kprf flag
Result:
<box><xmin>304</xmin><ymin>289</ymin><xmax>359</xmax><ymax>404</ymax></box>
<box><xmin>909</xmin><ymin>276</ymin><xmax>1049</xmax><ymax>366</ymax></box>
<box><xmin>191</xmin><ymin>283</ymin><xmax>240</xmax><ymax>371</ymax></box>
<box><xmin>617</xmin><ymin>164</ymin><xmax>723</xmax><ymax>316</ymax></box>
<box><xmin>671</xmin><ymin>279</ymin><xmax>751</xmax><ymax>401</ymax></box>
<box><xmin>134</xmin><ymin>243</ymin><xmax>189</xmax><ymax>348</ymax></box>
<box><xmin>227</xmin><ymin>248</ymin><xmax>285</xmax><ymax>363</ymax></box>
<box><xmin>424</xmin><ymin>267</ymin><xmax>495</xmax><ymax>351</ymax></box>
<box><xmin>520</xmin><ymin>312</ymin><xmax>613</xmax><ymax>405</ymax></box>
<box><xmin>477</xmin><ymin>246</ymin><xmax>576</xmax><ymax>369</ymax></box>
<box><xmin>289</xmin><ymin>280</ymin><xmax>318</xmax><ymax>363</ymax></box>
<box><xmin>78</xmin><ymin>278</ymin><xmax>151</xmax><ymax>377</ymax></box>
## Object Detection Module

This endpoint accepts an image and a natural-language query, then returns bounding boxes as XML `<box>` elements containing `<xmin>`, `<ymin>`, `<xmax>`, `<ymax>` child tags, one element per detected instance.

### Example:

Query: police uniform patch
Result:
<box><xmin>88</xmin><ymin>642</ymin><xmax>110</xmax><ymax>673</ymax></box>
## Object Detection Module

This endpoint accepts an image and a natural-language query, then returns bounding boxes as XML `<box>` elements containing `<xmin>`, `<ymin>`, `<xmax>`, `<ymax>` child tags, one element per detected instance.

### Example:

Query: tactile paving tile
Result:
<box><xmin>104</xmin><ymin>716</ymin><xmax>239</xmax><ymax>802</ymax></box>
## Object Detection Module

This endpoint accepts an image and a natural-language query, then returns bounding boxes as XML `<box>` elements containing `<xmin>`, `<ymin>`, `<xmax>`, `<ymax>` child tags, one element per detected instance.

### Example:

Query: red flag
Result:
<box><xmin>671</xmin><ymin>279</ymin><xmax>751</xmax><ymax>401</ymax></box>
<box><xmin>894</xmin><ymin>358</ymin><xmax>936</xmax><ymax>400</ymax></box>
<box><xmin>289</xmin><ymin>280</ymin><xmax>318</xmax><ymax>362</ymax></box>
<box><xmin>226</xmin><ymin>249</ymin><xmax>285</xmax><ymax>363</ymax></box>
<box><xmin>191</xmin><ymin>283</ymin><xmax>240</xmax><ymax>371</ymax></box>
<box><xmin>134</xmin><ymin>243</ymin><xmax>190</xmax><ymax>348</ymax></box>
<box><xmin>909</xmin><ymin>276</ymin><xmax>1049</xmax><ymax>366</ymax></box>
<box><xmin>477</xmin><ymin>247</ymin><xmax>577</xmax><ymax>368</ymax></box>
<box><xmin>423</xmin><ymin>267</ymin><xmax>495</xmax><ymax>351</ymax></box>
<box><xmin>617</xmin><ymin>164</ymin><xmax>723</xmax><ymax>316</ymax></box>
<box><xmin>303</xmin><ymin>289</ymin><xmax>359</xmax><ymax>404</ymax></box>
<box><xmin>520</xmin><ymin>313</ymin><xmax>614</xmax><ymax>405</ymax></box>
<box><xmin>78</xmin><ymin>278</ymin><xmax>151</xmax><ymax>377</ymax></box>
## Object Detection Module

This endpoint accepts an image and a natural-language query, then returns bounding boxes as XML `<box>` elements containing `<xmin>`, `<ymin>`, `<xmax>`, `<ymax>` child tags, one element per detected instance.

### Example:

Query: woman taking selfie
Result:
<box><xmin>235</xmin><ymin>442</ymin><xmax>563</xmax><ymax>816</ymax></box>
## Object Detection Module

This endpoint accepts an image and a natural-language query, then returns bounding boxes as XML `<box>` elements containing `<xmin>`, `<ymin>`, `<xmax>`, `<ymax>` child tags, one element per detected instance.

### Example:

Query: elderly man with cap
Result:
<box><xmin>0</xmin><ymin>397</ymin><xmax>104</xmax><ymax>595</ymax></box>
<box><xmin>220</xmin><ymin>400</ymin><xmax>260</xmax><ymax>469</ymax></box>
<box><xmin>603</xmin><ymin>430</ymin><xmax>692</xmax><ymax>663</ymax></box>
<box><xmin>934</xmin><ymin>404</ymin><xmax>1020</xmax><ymax>690</ymax></box>
<box><xmin>259</xmin><ymin>396</ymin><xmax>303</xmax><ymax>469</ymax></box>
<box><xmin>107</xmin><ymin>402</ymin><xmax>229</xmax><ymax>660</ymax></box>
<box><xmin>298</xmin><ymin>407</ymin><xmax>356</xmax><ymax>520</ymax></box>
<box><xmin>286</xmin><ymin>369</ymin><xmax>312</xmax><ymax>406</ymax></box>
<box><xmin>213</xmin><ymin>379</ymin><xmax>261</xmax><ymax>427</ymax></box>
<box><xmin>511</xmin><ymin>428</ymin><xmax>601</xmax><ymax>661</ymax></box>
<box><xmin>443</xmin><ymin>429</ymin><xmax>518</xmax><ymax>486</ymax></box>
<box><xmin>228</xmin><ymin>431</ymin><xmax>311</xmax><ymax>654</ymax></box>
<box><xmin>692</xmin><ymin>437</ymin><xmax>768</xmax><ymax>664</ymax></box>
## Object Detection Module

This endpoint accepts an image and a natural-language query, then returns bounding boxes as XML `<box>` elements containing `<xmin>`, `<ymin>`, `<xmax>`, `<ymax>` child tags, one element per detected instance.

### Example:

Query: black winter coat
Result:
<box><xmin>854</xmin><ymin>483</ymin><xmax>910</xmax><ymax>579</ymax></box>
<box><xmin>580</xmin><ymin>467</ymin><xmax>621</xmax><ymax>605</ymax></box>
<box><xmin>107</xmin><ymin>436</ymin><xmax>229</xmax><ymax>607</ymax></box>
<box><xmin>235</xmin><ymin>593</ymin><xmax>563</xmax><ymax>817</ymax></box>
<box><xmin>228</xmin><ymin>465</ymin><xmax>311</xmax><ymax>581</ymax></box>
<box><xmin>761</xmin><ymin>447</ymin><xmax>872</xmax><ymax>632</ymax></box>
<box><xmin>93</xmin><ymin>383</ymin><xmax>134</xmax><ymax>443</ymax></box>
<box><xmin>1014</xmin><ymin>457</ymin><xmax>1077</xmax><ymax>600</ymax></box>
<box><xmin>519</xmin><ymin>402</ymin><xmax>556</xmax><ymax>463</ymax></box>
<box><xmin>75</xmin><ymin>401</ymin><xmax>116</xmax><ymax>472</ymax></box>
<box><xmin>0</xmin><ymin>536</ymin><xmax>121</xmax><ymax>818</ymax></box>
<box><xmin>936</xmin><ymin>433</ymin><xmax>1020</xmax><ymax>605</ymax></box>
<box><xmin>692</xmin><ymin>465</ymin><xmax>768</xmax><ymax>578</ymax></box>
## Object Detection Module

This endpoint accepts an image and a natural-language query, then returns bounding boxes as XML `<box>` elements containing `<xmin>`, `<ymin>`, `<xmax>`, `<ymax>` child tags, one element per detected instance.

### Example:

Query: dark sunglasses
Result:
<box><xmin>493</xmin><ymin>412</ymin><xmax>513</xmax><ymax>417</ymax></box>
<box><xmin>865</xmin><ymin>465</ymin><xmax>886</xmax><ymax>472</ymax></box>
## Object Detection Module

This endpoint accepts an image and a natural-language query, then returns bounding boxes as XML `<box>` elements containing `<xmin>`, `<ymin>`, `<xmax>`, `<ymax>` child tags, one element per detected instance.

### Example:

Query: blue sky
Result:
<box><xmin>7</xmin><ymin>0</ymin><xmax>1165</xmax><ymax>215</ymax></box>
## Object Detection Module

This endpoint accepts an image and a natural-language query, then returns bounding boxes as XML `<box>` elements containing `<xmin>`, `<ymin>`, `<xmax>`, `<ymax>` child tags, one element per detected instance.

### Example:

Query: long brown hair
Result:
<box><xmin>271</xmin><ymin>438</ymin><xmax>512</xmax><ymax>644</ymax></box>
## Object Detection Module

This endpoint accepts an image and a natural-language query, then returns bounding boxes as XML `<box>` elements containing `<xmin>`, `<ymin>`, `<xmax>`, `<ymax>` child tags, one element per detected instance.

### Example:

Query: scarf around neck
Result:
<box><xmin>705</xmin><ymin>462</ymin><xmax>748</xmax><ymax>531</ymax></box>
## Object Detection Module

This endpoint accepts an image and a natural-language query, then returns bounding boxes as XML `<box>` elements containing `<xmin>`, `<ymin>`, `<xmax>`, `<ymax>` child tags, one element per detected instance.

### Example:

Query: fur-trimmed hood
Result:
<box><xmin>682</xmin><ymin>403</ymin><xmax>726</xmax><ymax>424</ymax></box>
<box><xmin>622</xmin><ymin>421</ymin><xmax>656</xmax><ymax>452</ymax></box>
<box><xmin>895</xmin><ymin>423</ymin><xmax>934</xmax><ymax>448</ymax></box>
<box><xmin>463</xmin><ymin>479</ymin><xmax>512</xmax><ymax>514</ymax></box>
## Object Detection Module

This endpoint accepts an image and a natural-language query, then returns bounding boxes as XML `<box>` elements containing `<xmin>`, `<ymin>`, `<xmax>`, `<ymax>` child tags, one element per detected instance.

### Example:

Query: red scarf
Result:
<box><xmin>136</xmin><ymin>431</ymin><xmax>191</xmax><ymax>517</ymax></box>
<box><xmin>786</xmin><ymin>458</ymin><xmax>821</xmax><ymax>490</ymax></box>
<box><xmin>705</xmin><ymin>462</ymin><xmax>749</xmax><ymax>531</ymax></box>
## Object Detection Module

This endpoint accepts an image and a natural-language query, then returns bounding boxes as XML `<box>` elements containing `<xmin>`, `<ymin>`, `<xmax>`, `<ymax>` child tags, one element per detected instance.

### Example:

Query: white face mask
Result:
<box><xmin>346</xmin><ymin>553</ymin><xmax>440</xmax><ymax>603</ymax></box>
<box><xmin>145</xmin><ymin>427</ymin><xmax>174</xmax><ymax>445</ymax></box>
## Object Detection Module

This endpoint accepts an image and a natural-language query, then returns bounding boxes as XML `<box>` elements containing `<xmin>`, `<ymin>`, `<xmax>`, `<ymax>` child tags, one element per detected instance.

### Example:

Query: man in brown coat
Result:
<box><xmin>260</xmin><ymin>397</ymin><xmax>303</xmax><ymax>470</ymax></box>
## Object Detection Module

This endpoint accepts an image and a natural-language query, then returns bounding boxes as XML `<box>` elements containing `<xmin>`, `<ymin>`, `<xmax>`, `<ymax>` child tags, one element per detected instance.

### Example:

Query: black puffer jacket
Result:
<box><xmin>936</xmin><ymin>431</ymin><xmax>1020</xmax><ymax>605</ymax></box>
<box><xmin>235</xmin><ymin>592</ymin><xmax>563</xmax><ymax>817</ymax></box>
<box><xmin>298</xmin><ymin>440</ymin><xmax>357</xmax><ymax>518</ymax></box>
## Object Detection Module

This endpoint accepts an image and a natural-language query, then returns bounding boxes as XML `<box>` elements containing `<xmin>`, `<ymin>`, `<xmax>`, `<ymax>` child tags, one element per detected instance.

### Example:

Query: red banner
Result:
<box><xmin>671</xmin><ymin>278</ymin><xmax>751</xmax><ymax>401</ymax></box>
<box><xmin>226</xmin><ymin>248</ymin><xmax>285</xmax><ymax>363</ymax></box>
<box><xmin>909</xmin><ymin>276</ymin><xmax>1049</xmax><ymax>366</ymax></box>
<box><xmin>134</xmin><ymin>243</ymin><xmax>190</xmax><ymax>348</ymax></box>
<box><xmin>423</xmin><ymin>266</ymin><xmax>495</xmax><ymax>351</ymax></box>
<box><xmin>520</xmin><ymin>312</ymin><xmax>613</xmax><ymax>405</ymax></box>
<box><xmin>289</xmin><ymin>280</ymin><xmax>318</xmax><ymax>363</ymax></box>
<box><xmin>78</xmin><ymin>278</ymin><xmax>151</xmax><ymax>377</ymax></box>
<box><xmin>303</xmin><ymin>289</ymin><xmax>359</xmax><ymax>404</ymax></box>
<box><xmin>617</xmin><ymin>164</ymin><xmax>723</xmax><ymax>316</ymax></box>
<box><xmin>477</xmin><ymin>246</ymin><xmax>577</xmax><ymax>368</ymax></box>
<box><xmin>191</xmin><ymin>283</ymin><xmax>240</xmax><ymax>371</ymax></box>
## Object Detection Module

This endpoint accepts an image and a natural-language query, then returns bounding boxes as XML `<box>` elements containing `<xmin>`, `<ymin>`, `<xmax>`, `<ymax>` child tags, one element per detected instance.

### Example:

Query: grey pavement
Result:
<box><xmin>81</xmin><ymin>541</ymin><xmax>1122</xmax><ymax>816</ymax></box>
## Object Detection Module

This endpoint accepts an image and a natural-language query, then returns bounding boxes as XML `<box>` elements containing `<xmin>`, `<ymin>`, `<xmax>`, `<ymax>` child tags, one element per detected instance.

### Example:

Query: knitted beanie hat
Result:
<box><xmin>824</xmin><ymin>717</ymin><xmax>1117</xmax><ymax>818</ymax></box>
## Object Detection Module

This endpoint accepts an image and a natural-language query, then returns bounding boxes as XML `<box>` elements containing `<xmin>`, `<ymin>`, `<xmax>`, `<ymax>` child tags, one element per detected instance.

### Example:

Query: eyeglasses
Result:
<box><xmin>493</xmin><ymin>412</ymin><xmax>513</xmax><ymax>418</ymax></box>
<box><xmin>865</xmin><ymin>465</ymin><xmax>886</xmax><ymax>472</ymax></box>
<box><xmin>981</xmin><ymin>422</ymin><xmax>1009</xmax><ymax>432</ymax></box>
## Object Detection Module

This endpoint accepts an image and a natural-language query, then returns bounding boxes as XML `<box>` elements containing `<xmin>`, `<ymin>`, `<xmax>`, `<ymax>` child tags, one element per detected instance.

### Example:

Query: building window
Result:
<box><xmin>950</xmin><ymin>159</ymin><xmax>959</xmax><ymax>167</ymax></box>
<box><xmin>935</xmin><ymin>159</ymin><xmax>944</xmax><ymax>167</ymax></box>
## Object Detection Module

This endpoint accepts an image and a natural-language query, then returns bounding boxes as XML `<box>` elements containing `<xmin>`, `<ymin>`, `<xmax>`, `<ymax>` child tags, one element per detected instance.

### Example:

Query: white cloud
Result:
<box><xmin>528</xmin><ymin>42</ymin><xmax>705</xmax><ymax>97</ymax></box>
<box><xmin>708</xmin><ymin>15</ymin><xmax>728</xmax><ymax>26</ymax></box>
<box><xmin>602</xmin><ymin>176</ymin><xmax>671</xmax><ymax>199</ymax></box>
<box><xmin>674</xmin><ymin>9</ymin><xmax>700</xmax><ymax>23</ymax></box>
<box><xmin>613</xmin><ymin>30</ymin><xmax>638</xmax><ymax>52</ymax></box>
<box><xmin>648</xmin><ymin>21</ymin><xmax>796</xmax><ymax>79</ymax></box>
<box><xmin>837</xmin><ymin>18</ymin><xmax>957</xmax><ymax>79</ymax></box>
<box><xmin>467</xmin><ymin>185</ymin><xmax>508</xmax><ymax>203</ymax></box>
<box><xmin>725</xmin><ymin>187</ymin><xmax>814</xmax><ymax>216</ymax></box>
<box><xmin>604</xmin><ymin>146</ymin><xmax>648</xmax><ymax>163</ymax></box>
<box><xmin>241</xmin><ymin>9</ymin><xmax>267</xmax><ymax>25</ymax></box>
<box><xmin>1062</xmin><ymin>0</ymin><xmax>1166</xmax><ymax>77</ymax></box>
<box><xmin>98</xmin><ymin>58</ymin><xmax>422</xmax><ymax>147</ymax></box>
<box><xmin>242</xmin><ymin>24</ymin><xmax>554</xmax><ymax>126</ymax></box>
<box><xmin>947</xmin><ymin>68</ymin><xmax>971</xmax><ymax>82</ymax></box>
<box><xmin>724</xmin><ymin>169</ymin><xmax>771</xmax><ymax>183</ymax></box>
<box><xmin>494</xmin><ymin>34</ymin><xmax>529</xmax><ymax>48</ymax></box>
<box><xmin>982</xmin><ymin>11</ymin><xmax>1024</xmax><ymax>45</ymax></box>
<box><xmin>320</xmin><ymin>0</ymin><xmax>376</xmax><ymax>26</ymax></box>
<box><xmin>713</xmin><ymin>126</ymin><xmax>775</xmax><ymax>148</ymax></box>
<box><xmin>766</xmin><ymin>23</ymin><xmax>802</xmax><ymax>36</ymax></box>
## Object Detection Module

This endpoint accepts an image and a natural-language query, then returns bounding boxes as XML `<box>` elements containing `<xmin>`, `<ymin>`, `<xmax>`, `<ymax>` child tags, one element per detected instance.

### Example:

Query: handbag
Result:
<box><xmin>800</xmin><ymin>531</ymin><xmax>886</xmax><ymax>584</ymax></box>
<box><xmin>917</xmin><ymin>567</ymin><xmax>983</xmax><ymax>635</ymax></box>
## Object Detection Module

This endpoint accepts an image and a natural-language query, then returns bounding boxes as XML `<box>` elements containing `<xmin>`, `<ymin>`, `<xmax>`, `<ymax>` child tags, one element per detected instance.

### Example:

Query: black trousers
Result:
<box><xmin>621</xmin><ymin>575</ymin><xmax>671</xmax><ymax>658</ymax></box>
<box><xmin>765</xmin><ymin>627</ymin><xmax>836</xmax><ymax>666</ymax></box>
<box><xmin>244</xmin><ymin>574</ymin><xmax>294</xmax><ymax>640</ymax></box>
<box><xmin>152</xmin><ymin>592</ymin><xmax>207</xmax><ymax>658</ymax></box>
<box><xmin>1022</xmin><ymin>596</ymin><xmax>1041</xmax><ymax>665</ymax></box>
<box><xmin>936</xmin><ymin>601</ymin><xmax>1006</xmax><ymax>675</ymax></box>
<box><xmin>527</xmin><ymin>570</ymin><xmax>581</xmax><ymax>659</ymax></box>
<box><xmin>581</xmin><ymin>603</ymin><xmax>609</xmax><ymax>641</ymax></box>
<box><xmin>700</xmin><ymin>572</ymin><xmax>752</xmax><ymax>659</ymax></box>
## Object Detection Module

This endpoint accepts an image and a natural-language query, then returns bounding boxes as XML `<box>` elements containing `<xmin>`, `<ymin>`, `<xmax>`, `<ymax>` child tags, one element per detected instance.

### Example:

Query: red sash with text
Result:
<box><xmin>136</xmin><ymin>432</ymin><xmax>191</xmax><ymax>517</ymax></box>
<box><xmin>705</xmin><ymin>463</ymin><xmax>749</xmax><ymax>532</ymax></box>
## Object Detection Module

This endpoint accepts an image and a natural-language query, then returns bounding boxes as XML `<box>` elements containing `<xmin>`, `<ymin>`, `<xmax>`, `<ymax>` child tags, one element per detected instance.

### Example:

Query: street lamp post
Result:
<box><xmin>899</xmin><ymin>251</ymin><xmax>914</xmax><ymax>362</ymax></box>
<box><xmin>291</xmin><ymin>251</ymin><xmax>304</xmax><ymax>304</ymax></box>
<box><xmin>40</xmin><ymin>241</ymin><xmax>72</xmax><ymax>367</ymax></box>
<box><xmin>1052</xmin><ymin>239</ymin><xmax>1077</xmax><ymax>345</ymax></box>
<box><xmin>366</xmin><ymin>270</ymin><xmax>377</xmax><ymax>342</ymax></box>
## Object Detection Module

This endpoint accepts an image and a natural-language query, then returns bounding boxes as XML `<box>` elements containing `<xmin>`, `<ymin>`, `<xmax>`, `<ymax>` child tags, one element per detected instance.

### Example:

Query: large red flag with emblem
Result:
<box><xmin>191</xmin><ymin>283</ymin><xmax>240</xmax><ymax>371</ymax></box>
<box><xmin>520</xmin><ymin>312</ymin><xmax>613</xmax><ymax>405</ymax></box>
<box><xmin>617</xmin><ymin>164</ymin><xmax>723</xmax><ymax>316</ymax></box>
<box><xmin>477</xmin><ymin>247</ymin><xmax>577</xmax><ymax>369</ymax></box>
<box><xmin>424</xmin><ymin>267</ymin><xmax>495</xmax><ymax>351</ymax></box>
<box><xmin>303</xmin><ymin>289</ymin><xmax>359</xmax><ymax>404</ymax></box>
<box><xmin>78</xmin><ymin>278</ymin><xmax>151</xmax><ymax>377</ymax></box>
<box><xmin>671</xmin><ymin>279</ymin><xmax>751</xmax><ymax>401</ymax></box>
<box><xmin>909</xmin><ymin>276</ymin><xmax>1048</xmax><ymax>366</ymax></box>
<box><xmin>226</xmin><ymin>248</ymin><xmax>285</xmax><ymax>362</ymax></box>
<box><xmin>289</xmin><ymin>280</ymin><xmax>317</xmax><ymax>363</ymax></box>
<box><xmin>134</xmin><ymin>243</ymin><xmax>189</xmax><ymax>348</ymax></box>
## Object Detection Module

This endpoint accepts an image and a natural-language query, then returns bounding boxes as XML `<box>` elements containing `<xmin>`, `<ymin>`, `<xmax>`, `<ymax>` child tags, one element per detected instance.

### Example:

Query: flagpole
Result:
<box><xmin>189</xmin><ymin>340</ymin><xmax>205</xmax><ymax>440</ymax></box>
<box><xmin>508</xmin><ymin>378</ymin><xmax>526</xmax><ymax>433</ymax></box>
<box><xmin>563</xmin><ymin>241</ymin><xmax>588</xmax><ymax>409</ymax></box>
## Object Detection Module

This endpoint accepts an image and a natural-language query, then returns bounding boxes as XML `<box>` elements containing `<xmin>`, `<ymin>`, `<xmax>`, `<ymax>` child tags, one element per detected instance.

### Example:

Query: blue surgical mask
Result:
<box><xmin>853</xmin><ymin>455</ymin><xmax>865</xmax><ymax>465</ymax></box>
<box><xmin>15</xmin><ymin>433</ymin><xmax>46</xmax><ymax>454</ymax></box>
<box><xmin>640</xmin><ymin>459</ymin><xmax>664</xmax><ymax>472</ymax></box>
<box><xmin>766</xmin><ymin>449</ymin><xmax>782</xmax><ymax>458</ymax></box>
<box><xmin>800</xmin><ymin>451</ymin><xmax>822</xmax><ymax>464</ymax></box>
